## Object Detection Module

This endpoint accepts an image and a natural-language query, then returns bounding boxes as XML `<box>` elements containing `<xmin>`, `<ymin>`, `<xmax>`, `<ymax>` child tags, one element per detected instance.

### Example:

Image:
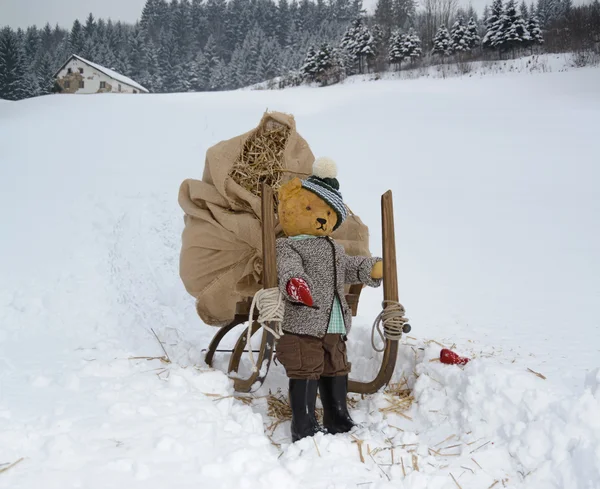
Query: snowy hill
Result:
<box><xmin>1</xmin><ymin>67</ymin><xmax>600</xmax><ymax>489</ymax></box>
<box><xmin>249</xmin><ymin>52</ymin><xmax>600</xmax><ymax>90</ymax></box>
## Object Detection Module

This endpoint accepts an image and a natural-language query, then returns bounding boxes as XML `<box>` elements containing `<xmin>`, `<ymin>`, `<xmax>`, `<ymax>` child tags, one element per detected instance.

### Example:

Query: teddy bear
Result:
<box><xmin>275</xmin><ymin>157</ymin><xmax>383</xmax><ymax>442</ymax></box>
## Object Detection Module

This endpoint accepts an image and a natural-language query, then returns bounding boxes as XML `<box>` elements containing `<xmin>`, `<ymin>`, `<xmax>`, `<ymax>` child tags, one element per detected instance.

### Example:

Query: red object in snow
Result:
<box><xmin>286</xmin><ymin>277</ymin><xmax>313</xmax><ymax>307</ymax></box>
<box><xmin>440</xmin><ymin>348</ymin><xmax>470</xmax><ymax>365</ymax></box>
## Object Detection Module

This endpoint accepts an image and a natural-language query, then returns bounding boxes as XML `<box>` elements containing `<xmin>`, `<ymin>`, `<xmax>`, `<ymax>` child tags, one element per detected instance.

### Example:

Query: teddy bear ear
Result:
<box><xmin>278</xmin><ymin>177</ymin><xmax>302</xmax><ymax>201</ymax></box>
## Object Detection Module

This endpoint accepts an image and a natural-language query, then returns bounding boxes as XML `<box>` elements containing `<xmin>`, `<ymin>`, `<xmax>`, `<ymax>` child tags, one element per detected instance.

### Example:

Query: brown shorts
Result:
<box><xmin>275</xmin><ymin>333</ymin><xmax>351</xmax><ymax>380</ymax></box>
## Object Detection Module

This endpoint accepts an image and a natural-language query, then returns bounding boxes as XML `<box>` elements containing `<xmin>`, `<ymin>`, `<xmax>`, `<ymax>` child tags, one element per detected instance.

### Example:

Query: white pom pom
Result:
<box><xmin>312</xmin><ymin>157</ymin><xmax>338</xmax><ymax>179</ymax></box>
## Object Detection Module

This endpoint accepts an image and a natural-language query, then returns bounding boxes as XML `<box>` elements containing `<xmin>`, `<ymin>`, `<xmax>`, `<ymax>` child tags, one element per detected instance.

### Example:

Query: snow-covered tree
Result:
<box><xmin>256</xmin><ymin>37</ymin><xmax>281</xmax><ymax>82</ymax></box>
<box><xmin>403</xmin><ymin>29</ymin><xmax>422</xmax><ymax>61</ymax></box>
<box><xmin>483</xmin><ymin>0</ymin><xmax>503</xmax><ymax>49</ymax></box>
<box><xmin>375</xmin><ymin>0</ymin><xmax>394</xmax><ymax>30</ymax></box>
<box><xmin>388</xmin><ymin>30</ymin><xmax>404</xmax><ymax>68</ymax></box>
<box><xmin>536</xmin><ymin>0</ymin><xmax>559</xmax><ymax>28</ymax></box>
<box><xmin>519</xmin><ymin>0</ymin><xmax>529</xmax><ymax>19</ymax></box>
<box><xmin>69</xmin><ymin>19</ymin><xmax>85</xmax><ymax>54</ymax></box>
<box><xmin>312</xmin><ymin>43</ymin><xmax>344</xmax><ymax>86</ymax></box>
<box><xmin>432</xmin><ymin>24</ymin><xmax>453</xmax><ymax>56</ymax></box>
<box><xmin>450</xmin><ymin>16</ymin><xmax>468</xmax><ymax>52</ymax></box>
<box><xmin>465</xmin><ymin>17</ymin><xmax>481</xmax><ymax>49</ymax></box>
<box><xmin>0</xmin><ymin>27</ymin><xmax>29</xmax><ymax>100</ymax></box>
<box><xmin>392</xmin><ymin>0</ymin><xmax>417</xmax><ymax>28</ymax></box>
<box><xmin>496</xmin><ymin>0</ymin><xmax>531</xmax><ymax>54</ymax></box>
<box><xmin>84</xmin><ymin>13</ymin><xmax>96</xmax><ymax>39</ymax></box>
<box><xmin>300</xmin><ymin>45</ymin><xmax>318</xmax><ymax>81</ymax></box>
<box><xmin>209</xmin><ymin>57</ymin><xmax>228</xmax><ymax>91</ymax></box>
<box><xmin>340</xmin><ymin>17</ymin><xmax>375</xmax><ymax>74</ymax></box>
<box><xmin>36</xmin><ymin>51</ymin><xmax>56</xmax><ymax>94</ymax></box>
<box><xmin>527</xmin><ymin>12</ymin><xmax>544</xmax><ymax>46</ymax></box>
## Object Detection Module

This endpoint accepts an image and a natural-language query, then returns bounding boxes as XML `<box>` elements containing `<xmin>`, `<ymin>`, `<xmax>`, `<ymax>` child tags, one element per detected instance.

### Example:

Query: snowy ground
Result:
<box><xmin>1</xmin><ymin>66</ymin><xmax>599</xmax><ymax>488</ymax></box>
<box><xmin>251</xmin><ymin>52</ymin><xmax>600</xmax><ymax>90</ymax></box>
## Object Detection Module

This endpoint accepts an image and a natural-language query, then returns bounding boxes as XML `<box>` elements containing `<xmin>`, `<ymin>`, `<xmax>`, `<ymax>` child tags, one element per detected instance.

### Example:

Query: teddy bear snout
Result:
<box><xmin>317</xmin><ymin>218</ymin><xmax>327</xmax><ymax>225</ymax></box>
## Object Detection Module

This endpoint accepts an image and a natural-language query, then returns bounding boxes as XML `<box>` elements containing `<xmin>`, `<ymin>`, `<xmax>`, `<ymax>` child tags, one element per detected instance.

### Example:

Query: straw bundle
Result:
<box><xmin>229</xmin><ymin>118</ymin><xmax>291</xmax><ymax>200</ymax></box>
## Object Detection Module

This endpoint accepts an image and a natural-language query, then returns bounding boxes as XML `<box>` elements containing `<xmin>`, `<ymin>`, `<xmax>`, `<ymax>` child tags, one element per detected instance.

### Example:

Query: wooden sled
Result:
<box><xmin>205</xmin><ymin>184</ymin><xmax>402</xmax><ymax>394</ymax></box>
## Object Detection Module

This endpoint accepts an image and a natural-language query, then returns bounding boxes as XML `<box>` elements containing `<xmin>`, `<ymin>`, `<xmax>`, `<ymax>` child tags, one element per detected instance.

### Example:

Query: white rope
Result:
<box><xmin>247</xmin><ymin>287</ymin><xmax>285</xmax><ymax>372</ymax></box>
<box><xmin>371</xmin><ymin>300</ymin><xmax>409</xmax><ymax>352</ymax></box>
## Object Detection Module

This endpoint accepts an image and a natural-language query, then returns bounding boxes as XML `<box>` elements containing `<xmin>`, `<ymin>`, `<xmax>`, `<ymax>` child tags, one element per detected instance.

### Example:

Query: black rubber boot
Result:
<box><xmin>318</xmin><ymin>375</ymin><xmax>355</xmax><ymax>435</ymax></box>
<box><xmin>289</xmin><ymin>379</ymin><xmax>325</xmax><ymax>442</ymax></box>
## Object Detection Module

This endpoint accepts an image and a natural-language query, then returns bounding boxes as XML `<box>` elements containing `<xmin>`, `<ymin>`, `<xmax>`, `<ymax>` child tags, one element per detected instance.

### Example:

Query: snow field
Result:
<box><xmin>1</xmin><ymin>66</ymin><xmax>600</xmax><ymax>488</ymax></box>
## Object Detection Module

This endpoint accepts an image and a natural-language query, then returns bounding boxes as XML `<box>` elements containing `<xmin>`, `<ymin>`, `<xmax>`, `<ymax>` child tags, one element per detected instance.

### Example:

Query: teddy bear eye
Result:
<box><xmin>327</xmin><ymin>211</ymin><xmax>331</xmax><ymax>215</ymax></box>
<box><xmin>306</xmin><ymin>206</ymin><xmax>311</xmax><ymax>211</ymax></box>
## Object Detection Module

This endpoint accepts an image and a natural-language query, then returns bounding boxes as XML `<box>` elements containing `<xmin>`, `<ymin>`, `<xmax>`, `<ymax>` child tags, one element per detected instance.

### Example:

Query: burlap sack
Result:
<box><xmin>179</xmin><ymin>111</ymin><xmax>371</xmax><ymax>326</ymax></box>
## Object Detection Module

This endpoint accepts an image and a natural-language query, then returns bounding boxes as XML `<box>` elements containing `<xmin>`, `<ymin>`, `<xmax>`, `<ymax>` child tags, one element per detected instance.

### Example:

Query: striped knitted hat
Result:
<box><xmin>301</xmin><ymin>157</ymin><xmax>347</xmax><ymax>231</ymax></box>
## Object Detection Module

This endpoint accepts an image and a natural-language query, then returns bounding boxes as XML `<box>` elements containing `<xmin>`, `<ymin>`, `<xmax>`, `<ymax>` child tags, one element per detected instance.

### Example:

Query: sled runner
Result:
<box><xmin>204</xmin><ymin>184</ymin><xmax>407</xmax><ymax>394</ymax></box>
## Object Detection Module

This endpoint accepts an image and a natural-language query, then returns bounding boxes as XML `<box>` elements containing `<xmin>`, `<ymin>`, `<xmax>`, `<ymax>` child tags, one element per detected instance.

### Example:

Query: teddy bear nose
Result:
<box><xmin>317</xmin><ymin>218</ymin><xmax>327</xmax><ymax>225</ymax></box>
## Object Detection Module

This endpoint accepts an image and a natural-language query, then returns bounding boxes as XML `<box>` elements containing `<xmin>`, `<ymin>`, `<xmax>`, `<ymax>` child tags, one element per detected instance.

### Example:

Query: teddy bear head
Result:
<box><xmin>278</xmin><ymin>157</ymin><xmax>346</xmax><ymax>237</ymax></box>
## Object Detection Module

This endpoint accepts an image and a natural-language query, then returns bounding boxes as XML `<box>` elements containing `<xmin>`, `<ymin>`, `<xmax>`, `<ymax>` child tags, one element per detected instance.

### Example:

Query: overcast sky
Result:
<box><xmin>1</xmin><ymin>0</ymin><xmax>148</xmax><ymax>29</ymax></box>
<box><xmin>2</xmin><ymin>0</ymin><xmax>550</xmax><ymax>31</ymax></box>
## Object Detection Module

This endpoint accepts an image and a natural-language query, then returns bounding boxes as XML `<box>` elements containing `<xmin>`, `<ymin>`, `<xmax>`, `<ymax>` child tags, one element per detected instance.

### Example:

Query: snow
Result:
<box><xmin>1</xmin><ymin>66</ymin><xmax>600</xmax><ymax>488</ymax></box>
<box><xmin>71</xmin><ymin>54</ymin><xmax>149</xmax><ymax>93</ymax></box>
<box><xmin>250</xmin><ymin>52</ymin><xmax>599</xmax><ymax>90</ymax></box>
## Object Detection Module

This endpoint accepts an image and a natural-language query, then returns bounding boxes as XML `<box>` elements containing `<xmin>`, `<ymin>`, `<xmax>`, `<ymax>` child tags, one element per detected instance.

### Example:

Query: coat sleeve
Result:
<box><xmin>342</xmin><ymin>251</ymin><xmax>382</xmax><ymax>288</ymax></box>
<box><xmin>276</xmin><ymin>239</ymin><xmax>314</xmax><ymax>302</ymax></box>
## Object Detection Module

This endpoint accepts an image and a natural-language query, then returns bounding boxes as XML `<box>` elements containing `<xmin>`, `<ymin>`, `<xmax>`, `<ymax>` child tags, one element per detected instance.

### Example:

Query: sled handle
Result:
<box><xmin>349</xmin><ymin>190</ymin><xmax>400</xmax><ymax>394</ymax></box>
<box><xmin>232</xmin><ymin>183</ymin><xmax>277</xmax><ymax>392</ymax></box>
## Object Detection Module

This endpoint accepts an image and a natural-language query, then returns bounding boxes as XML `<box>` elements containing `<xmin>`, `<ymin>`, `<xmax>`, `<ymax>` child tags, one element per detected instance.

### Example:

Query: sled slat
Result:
<box><xmin>232</xmin><ymin>184</ymin><xmax>277</xmax><ymax>392</ymax></box>
<box><xmin>349</xmin><ymin>190</ymin><xmax>400</xmax><ymax>394</ymax></box>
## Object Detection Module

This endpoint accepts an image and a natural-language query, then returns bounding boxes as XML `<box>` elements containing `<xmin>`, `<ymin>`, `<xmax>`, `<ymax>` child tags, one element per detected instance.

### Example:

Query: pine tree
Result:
<box><xmin>128</xmin><ymin>28</ymin><xmax>148</xmax><ymax>80</ymax></box>
<box><xmin>519</xmin><ymin>0</ymin><xmax>529</xmax><ymax>19</ymax></box>
<box><xmin>141</xmin><ymin>0</ymin><xmax>161</xmax><ymax>40</ymax></box>
<box><xmin>465</xmin><ymin>17</ymin><xmax>481</xmax><ymax>49</ymax></box>
<box><xmin>450</xmin><ymin>16</ymin><xmax>468</xmax><ymax>52</ymax></box>
<box><xmin>81</xmin><ymin>37</ymin><xmax>97</xmax><ymax>60</ymax></box>
<box><xmin>257</xmin><ymin>37</ymin><xmax>281</xmax><ymax>82</ymax></box>
<box><xmin>172</xmin><ymin>62</ymin><xmax>191</xmax><ymax>91</ymax></box>
<box><xmin>144</xmin><ymin>39</ymin><xmax>162</xmax><ymax>91</ymax></box>
<box><xmin>277</xmin><ymin>0</ymin><xmax>292</xmax><ymax>48</ymax></box>
<box><xmin>209</xmin><ymin>58</ymin><xmax>228</xmax><ymax>90</ymax></box>
<box><xmin>0</xmin><ymin>27</ymin><xmax>29</xmax><ymax>100</ymax></box>
<box><xmin>393</xmin><ymin>0</ymin><xmax>417</xmax><ymax>29</ymax></box>
<box><xmin>313</xmin><ymin>43</ymin><xmax>337</xmax><ymax>86</ymax></box>
<box><xmin>402</xmin><ymin>28</ymin><xmax>422</xmax><ymax>61</ymax></box>
<box><xmin>527</xmin><ymin>12</ymin><xmax>544</xmax><ymax>46</ymax></box>
<box><xmin>497</xmin><ymin>0</ymin><xmax>530</xmax><ymax>55</ymax></box>
<box><xmin>203</xmin><ymin>35</ymin><xmax>219</xmax><ymax>70</ymax></box>
<box><xmin>189</xmin><ymin>51</ymin><xmax>211</xmax><ymax>91</ymax></box>
<box><xmin>37</xmin><ymin>51</ymin><xmax>56</xmax><ymax>94</ymax></box>
<box><xmin>24</xmin><ymin>27</ymin><xmax>41</xmax><ymax>63</ymax></box>
<box><xmin>536</xmin><ymin>0</ymin><xmax>558</xmax><ymax>29</ymax></box>
<box><xmin>171</xmin><ymin>0</ymin><xmax>193</xmax><ymax>62</ymax></box>
<box><xmin>84</xmin><ymin>13</ymin><xmax>96</xmax><ymax>39</ymax></box>
<box><xmin>340</xmin><ymin>17</ymin><xmax>375</xmax><ymax>74</ymax></box>
<box><xmin>225</xmin><ymin>0</ymin><xmax>247</xmax><ymax>52</ymax></box>
<box><xmin>70</xmin><ymin>19</ymin><xmax>85</xmax><ymax>54</ymax></box>
<box><xmin>467</xmin><ymin>4</ymin><xmax>479</xmax><ymax>21</ymax></box>
<box><xmin>432</xmin><ymin>25</ymin><xmax>452</xmax><ymax>56</ymax></box>
<box><xmin>388</xmin><ymin>30</ymin><xmax>404</xmax><ymax>68</ymax></box>
<box><xmin>191</xmin><ymin>0</ymin><xmax>209</xmax><ymax>49</ymax></box>
<box><xmin>375</xmin><ymin>0</ymin><xmax>394</xmax><ymax>31</ymax></box>
<box><xmin>41</xmin><ymin>23</ymin><xmax>54</xmax><ymax>51</ymax></box>
<box><xmin>158</xmin><ymin>28</ymin><xmax>178</xmax><ymax>91</ymax></box>
<box><xmin>227</xmin><ymin>44</ymin><xmax>246</xmax><ymax>88</ymax></box>
<box><xmin>483</xmin><ymin>0</ymin><xmax>503</xmax><ymax>49</ymax></box>
<box><xmin>300</xmin><ymin>45</ymin><xmax>318</xmax><ymax>81</ymax></box>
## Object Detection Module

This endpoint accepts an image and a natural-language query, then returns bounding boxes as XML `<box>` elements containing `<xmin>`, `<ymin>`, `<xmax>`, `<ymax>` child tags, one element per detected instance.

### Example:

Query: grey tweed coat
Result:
<box><xmin>276</xmin><ymin>236</ymin><xmax>382</xmax><ymax>338</ymax></box>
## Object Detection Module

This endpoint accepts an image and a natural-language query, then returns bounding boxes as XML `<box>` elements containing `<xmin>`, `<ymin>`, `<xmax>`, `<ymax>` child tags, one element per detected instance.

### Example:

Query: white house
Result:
<box><xmin>54</xmin><ymin>55</ymin><xmax>149</xmax><ymax>94</ymax></box>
